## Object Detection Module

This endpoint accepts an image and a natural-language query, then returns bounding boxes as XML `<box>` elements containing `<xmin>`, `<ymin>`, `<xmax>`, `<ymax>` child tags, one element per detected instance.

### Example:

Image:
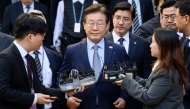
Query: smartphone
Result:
<box><xmin>49</xmin><ymin>96</ymin><xmax>59</xmax><ymax>100</ymax></box>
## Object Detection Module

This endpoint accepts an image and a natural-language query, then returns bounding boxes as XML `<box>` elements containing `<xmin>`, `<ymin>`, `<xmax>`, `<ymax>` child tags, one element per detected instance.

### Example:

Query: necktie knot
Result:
<box><xmin>26</xmin><ymin>6</ymin><xmax>30</xmax><ymax>12</ymax></box>
<box><xmin>33</xmin><ymin>51</ymin><xmax>40</xmax><ymax>56</ymax></box>
<box><xmin>25</xmin><ymin>54</ymin><xmax>31</xmax><ymax>60</ymax></box>
<box><xmin>93</xmin><ymin>45</ymin><xmax>99</xmax><ymax>51</ymax></box>
<box><xmin>118</xmin><ymin>38</ymin><xmax>125</xmax><ymax>45</ymax></box>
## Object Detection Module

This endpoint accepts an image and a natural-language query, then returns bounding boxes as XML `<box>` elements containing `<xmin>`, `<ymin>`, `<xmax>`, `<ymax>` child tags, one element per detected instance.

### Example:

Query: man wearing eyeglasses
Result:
<box><xmin>147</xmin><ymin>0</ymin><xmax>183</xmax><ymax>45</ymax></box>
<box><xmin>175</xmin><ymin>0</ymin><xmax>190</xmax><ymax>109</ymax></box>
<box><xmin>105</xmin><ymin>2</ymin><xmax>151</xmax><ymax>109</ymax></box>
<box><xmin>58</xmin><ymin>4</ymin><xmax>130</xmax><ymax>109</ymax></box>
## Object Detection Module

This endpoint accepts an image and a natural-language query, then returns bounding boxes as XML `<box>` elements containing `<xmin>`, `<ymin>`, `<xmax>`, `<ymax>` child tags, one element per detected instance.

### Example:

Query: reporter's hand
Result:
<box><xmin>67</xmin><ymin>85</ymin><xmax>84</xmax><ymax>96</ymax></box>
<box><xmin>113</xmin><ymin>98</ymin><xmax>126</xmax><ymax>108</ymax></box>
<box><xmin>114</xmin><ymin>74</ymin><xmax>125</xmax><ymax>86</ymax></box>
<box><xmin>36</xmin><ymin>93</ymin><xmax>54</xmax><ymax>104</ymax></box>
<box><xmin>67</xmin><ymin>96</ymin><xmax>82</xmax><ymax>109</ymax></box>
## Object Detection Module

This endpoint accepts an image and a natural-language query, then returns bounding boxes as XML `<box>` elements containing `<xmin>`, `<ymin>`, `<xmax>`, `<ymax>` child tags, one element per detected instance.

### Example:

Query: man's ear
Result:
<box><xmin>26</xmin><ymin>34</ymin><xmax>33</xmax><ymax>42</ymax></box>
<box><xmin>83</xmin><ymin>22</ymin><xmax>86</xmax><ymax>30</ymax></box>
<box><xmin>184</xmin><ymin>15</ymin><xmax>190</xmax><ymax>25</ymax></box>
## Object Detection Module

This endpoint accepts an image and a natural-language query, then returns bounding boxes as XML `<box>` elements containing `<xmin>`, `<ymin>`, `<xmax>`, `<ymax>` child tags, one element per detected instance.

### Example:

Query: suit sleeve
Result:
<box><xmin>121</xmin><ymin>73</ymin><xmax>173</xmax><ymax>105</ymax></box>
<box><xmin>0</xmin><ymin>54</ymin><xmax>34</xmax><ymax>108</ymax></box>
<box><xmin>1</xmin><ymin>6</ymin><xmax>12</xmax><ymax>35</ymax></box>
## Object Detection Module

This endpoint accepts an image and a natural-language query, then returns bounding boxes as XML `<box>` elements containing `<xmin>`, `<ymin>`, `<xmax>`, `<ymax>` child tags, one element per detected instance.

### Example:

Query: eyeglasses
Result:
<box><xmin>114</xmin><ymin>16</ymin><xmax>131</xmax><ymax>23</ymax></box>
<box><xmin>162</xmin><ymin>14</ymin><xmax>176</xmax><ymax>21</ymax></box>
<box><xmin>86</xmin><ymin>22</ymin><xmax>105</xmax><ymax>29</ymax></box>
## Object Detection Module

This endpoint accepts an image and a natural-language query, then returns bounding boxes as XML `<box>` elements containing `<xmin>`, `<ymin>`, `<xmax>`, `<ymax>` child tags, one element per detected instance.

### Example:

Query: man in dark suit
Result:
<box><xmin>108</xmin><ymin>0</ymin><xmax>154</xmax><ymax>32</ymax></box>
<box><xmin>28</xmin><ymin>9</ymin><xmax>65</xmax><ymax>109</ymax></box>
<box><xmin>0</xmin><ymin>0</ymin><xmax>11</xmax><ymax>31</ymax></box>
<box><xmin>0</xmin><ymin>32</ymin><xmax>14</xmax><ymax>52</ymax></box>
<box><xmin>105</xmin><ymin>2</ymin><xmax>151</xmax><ymax>109</ymax></box>
<box><xmin>0</xmin><ymin>13</ymin><xmax>82</xmax><ymax>109</ymax></box>
<box><xmin>58</xmin><ymin>4</ymin><xmax>131</xmax><ymax>109</ymax></box>
<box><xmin>1</xmin><ymin>0</ymin><xmax>52</xmax><ymax>48</ymax></box>
<box><xmin>175</xmin><ymin>1</ymin><xmax>190</xmax><ymax>108</ymax></box>
<box><xmin>139</xmin><ymin>0</ymin><xmax>165</xmax><ymax>39</ymax></box>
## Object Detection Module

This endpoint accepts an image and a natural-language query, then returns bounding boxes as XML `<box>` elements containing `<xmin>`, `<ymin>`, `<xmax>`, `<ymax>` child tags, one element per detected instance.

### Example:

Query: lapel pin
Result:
<box><xmin>134</xmin><ymin>42</ymin><xmax>136</xmax><ymax>44</ymax></box>
<box><xmin>109</xmin><ymin>46</ymin><xmax>113</xmax><ymax>49</ymax></box>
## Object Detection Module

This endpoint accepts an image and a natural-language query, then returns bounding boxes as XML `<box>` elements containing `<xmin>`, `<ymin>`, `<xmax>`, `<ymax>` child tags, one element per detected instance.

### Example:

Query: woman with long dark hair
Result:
<box><xmin>115</xmin><ymin>28</ymin><xmax>188</xmax><ymax>109</ymax></box>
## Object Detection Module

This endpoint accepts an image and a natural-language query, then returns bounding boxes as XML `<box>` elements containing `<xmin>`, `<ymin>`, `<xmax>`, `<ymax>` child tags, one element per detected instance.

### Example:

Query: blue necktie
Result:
<box><xmin>118</xmin><ymin>38</ymin><xmax>125</xmax><ymax>45</ymax></box>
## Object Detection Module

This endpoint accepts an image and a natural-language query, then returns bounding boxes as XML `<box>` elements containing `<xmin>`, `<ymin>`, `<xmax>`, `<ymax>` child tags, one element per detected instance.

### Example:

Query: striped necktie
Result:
<box><xmin>132</xmin><ymin>0</ymin><xmax>140</xmax><ymax>36</ymax></box>
<box><xmin>33</xmin><ymin>51</ymin><xmax>43</xmax><ymax>85</ymax></box>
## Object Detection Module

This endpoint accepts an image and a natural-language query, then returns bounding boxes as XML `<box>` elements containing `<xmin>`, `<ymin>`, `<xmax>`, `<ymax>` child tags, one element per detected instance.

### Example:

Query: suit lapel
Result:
<box><xmin>128</xmin><ymin>33</ymin><xmax>138</xmax><ymax>59</ymax></box>
<box><xmin>12</xmin><ymin>44</ymin><xmax>30</xmax><ymax>87</ymax></box>
<box><xmin>16</xmin><ymin>2</ymin><xmax>24</xmax><ymax>15</ymax></box>
<box><xmin>104</xmin><ymin>39</ymin><xmax>113</xmax><ymax>65</ymax></box>
<box><xmin>180</xmin><ymin>35</ymin><xmax>187</xmax><ymax>51</ymax></box>
<box><xmin>80</xmin><ymin>39</ymin><xmax>91</xmax><ymax>69</ymax></box>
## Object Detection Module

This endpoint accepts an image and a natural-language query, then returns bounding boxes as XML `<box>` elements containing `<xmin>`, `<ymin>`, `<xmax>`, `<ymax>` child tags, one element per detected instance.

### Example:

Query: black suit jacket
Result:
<box><xmin>0</xmin><ymin>32</ymin><xmax>14</xmax><ymax>52</ymax></box>
<box><xmin>180</xmin><ymin>36</ymin><xmax>190</xmax><ymax>109</ymax></box>
<box><xmin>139</xmin><ymin>15</ymin><xmax>161</xmax><ymax>39</ymax></box>
<box><xmin>50</xmin><ymin>0</ymin><xmax>61</xmax><ymax>31</ymax></box>
<box><xmin>1</xmin><ymin>1</ymin><xmax>52</xmax><ymax>48</ymax></box>
<box><xmin>108</xmin><ymin>0</ymin><xmax>154</xmax><ymax>31</ymax></box>
<box><xmin>0</xmin><ymin>44</ymin><xmax>66</xmax><ymax>109</ymax></box>
<box><xmin>0</xmin><ymin>0</ymin><xmax>11</xmax><ymax>27</ymax></box>
<box><xmin>105</xmin><ymin>32</ymin><xmax>151</xmax><ymax>109</ymax></box>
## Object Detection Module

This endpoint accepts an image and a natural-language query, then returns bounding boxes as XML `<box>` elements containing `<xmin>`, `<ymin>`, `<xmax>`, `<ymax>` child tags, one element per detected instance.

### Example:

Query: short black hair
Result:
<box><xmin>160</xmin><ymin>0</ymin><xmax>176</xmax><ymax>14</ymax></box>
<box><xmin>14</xmin><ymin>13</ymin><xmax>47</xmax><ymax>40</ymax></box>
<box><xmin>175</xmin><ymin>0</ymin><xmax>190</xmax><ymax>16</ymax></box>
<box><xmin>112</xmin><ymin>1</ymin><xmax>135</xmax><ymax>20</ymax></box>
<box><xmin>83</xmin><ymin>4</ymin><xmax>110</xmax><ymax>24</ymax></box>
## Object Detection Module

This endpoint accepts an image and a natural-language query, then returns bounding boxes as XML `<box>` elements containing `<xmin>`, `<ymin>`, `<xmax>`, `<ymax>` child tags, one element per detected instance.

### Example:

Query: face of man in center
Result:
<box><xmin>113</xmin><ymin>10</ymin><xmax>133</xmax><ymax>37</ymax></box>
<box><xmin>83</xmin><ymin>12</ymin><xmax>107</xmax><ymax>44</ymax></box>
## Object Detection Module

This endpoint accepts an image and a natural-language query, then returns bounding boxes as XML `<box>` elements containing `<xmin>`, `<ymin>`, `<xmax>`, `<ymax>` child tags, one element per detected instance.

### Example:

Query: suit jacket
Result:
<box><xmin>50</xmin><ymin>0</ymin><xmax>61</xmax><ymax>31</ymax></box>
<box><xmin>105</xmin><ymin>32</ymin><xmax>151</xmax><ymax>79</ymax></box>
<box><xmin>59</xmin><ymin>39</ymin><xmax>130</xmax><ymax>109</ymax></box>
<box><xmin>180</xmin><ymin>37</ymin><xmax>190</xmax><ymax>109</ymax></box>
<box><xmin>43</xmin><ymin>47</ymin><xmax>65</xmax><ymax>109</ymax></box>
<box><xmin>0</xmin><ymin>0</ymin><xmax>11</xmax><ymax>26</ymax></box>
<box><xmin>1</xmin><ymin>1</ymin><xmax>53</xmax><ymax>48</ymax></box>
<box><xmin>139</xmin><ymin>15</ymin><xmax>161</xmax><ymax>39</ymax></box>
<box><xmin>108</xmin><ymin>0</ymin><xmax>154</xmax><ymax>31</ymax></box>
<box><xmin>121</xmin><ymin>70</ymin><xmax>184</xmax><ymax>109</ymax></box>
<box><xmin>0</xmin><ymin>32</ymin><xmax>14</xmax><ymax>52</ymax></box>
<box><xmin>0</xmin><ymin>44</ymin><xmax>66</xmax><ymax>109</ymax></box>
<box><xmin>44</xmin><ymin>47</ymin><xmax>63</xmax><ymax>88</ymax></box>
<box><xmin>105</xmin><ymin>32</ymin><xmax>151</xmax><ymax>109</ymax></box>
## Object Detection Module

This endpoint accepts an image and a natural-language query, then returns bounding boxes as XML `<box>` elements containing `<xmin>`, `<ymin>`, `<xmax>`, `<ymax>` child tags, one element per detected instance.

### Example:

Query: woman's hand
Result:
<box><xmin>114</xmin><ymin>74</ymin><xmax>126</xmax><ymax>85</ymax></box>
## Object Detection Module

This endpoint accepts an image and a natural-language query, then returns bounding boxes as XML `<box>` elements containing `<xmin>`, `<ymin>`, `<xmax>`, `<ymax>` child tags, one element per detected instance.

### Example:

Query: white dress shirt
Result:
<box><xmin>112</xmin><ymin>31</ymin><xmax>130</xmax><ymax>53</ymax></box>
<box><xmin>53</xmin><ymin>0</ymin><xmax>98</xmax><ymax>51</ymax></box>
<box><xmin>22</xmin><ymin>1</ymin><xmax>34</xmax><ymax>13</ymax></box>
<box><xmin>13</xmin><ymin>41</ymin><xmax>37</xmax><ymax>105</ymax></box>
<box><xmin>30</xmin><ymin>46</ymin><xmax>53</xmax><ymax>109</ymax></box>
<box><xmin>87</xmin><ymin>38</ymin><xmax>104</xmax><ymax>69</ymax></box>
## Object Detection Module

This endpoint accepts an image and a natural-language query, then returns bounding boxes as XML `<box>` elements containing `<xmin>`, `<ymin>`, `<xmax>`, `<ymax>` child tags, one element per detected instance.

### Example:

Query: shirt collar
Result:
<box><xmin>73</xmin><ymin>0</ymin><xmax>84</xmax><ymax>4</ymax></box>
<box><xmin>87</xmin><ymin>38</ymin><xmax>104</xmax><ymax>50</ymax></box>
<box><xmin>22</xmin><ymin>1</ymin><xmax>34</xmax><ymax>9</ymax></box>
<box><xmin>112</xmin><ymin>30</ymin><xmax>129</xmax><ymax>42</ymax></box>
<box><xmin>29</xmin><ymin>45</ymin><xmax>44</xmax><ymax>55</ymax></box>
<box><xmin>13</xmin><ymin>41</ymin><xmax>28</xmax><ymax>58</ymax></box>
